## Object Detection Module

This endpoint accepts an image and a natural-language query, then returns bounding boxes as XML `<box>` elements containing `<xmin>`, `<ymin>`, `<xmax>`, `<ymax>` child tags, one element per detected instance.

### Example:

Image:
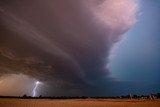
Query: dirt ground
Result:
<box><xmin>0</xmin><ymin>98</ymin><xmax>160</xmax><ymax>107</ymax></box>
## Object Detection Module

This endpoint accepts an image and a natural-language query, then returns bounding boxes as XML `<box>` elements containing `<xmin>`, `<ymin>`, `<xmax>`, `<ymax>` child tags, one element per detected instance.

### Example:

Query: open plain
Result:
<box><xmin>0</xmin><ymin>98</ymin><xmax>160</xmax><ymax>107</ymax></box>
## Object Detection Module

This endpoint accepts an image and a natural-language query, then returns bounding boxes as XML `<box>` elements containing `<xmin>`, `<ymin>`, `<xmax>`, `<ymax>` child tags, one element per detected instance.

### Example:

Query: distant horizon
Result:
<box><xmin>0</xmin><ymin>92</ymin><xmax>160</xmax><ymax>98</ymax></box>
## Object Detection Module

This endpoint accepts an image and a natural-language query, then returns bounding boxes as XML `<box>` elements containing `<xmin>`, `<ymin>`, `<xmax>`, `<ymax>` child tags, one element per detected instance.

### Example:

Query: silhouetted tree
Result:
<box><xmin>157</xmin><ymin>93</ymin><xmax>160</xmax><ymax>98</ymax></box>
<box><xmin>132</xmin><ymin>95</ymin><xmax>138</xmax><ymax>98</ymax></box>
<box><xmin>22</xmin><ymin>94</ymin><xmax>27</xmax><ymax>98</ymax></box>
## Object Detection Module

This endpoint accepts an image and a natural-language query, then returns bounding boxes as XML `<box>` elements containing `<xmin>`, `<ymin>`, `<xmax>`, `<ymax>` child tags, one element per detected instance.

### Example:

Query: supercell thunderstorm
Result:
<box><xmin>0</xmin><ymin>0</ymin><xmax>138</xmax><ymax>96</ymax></box>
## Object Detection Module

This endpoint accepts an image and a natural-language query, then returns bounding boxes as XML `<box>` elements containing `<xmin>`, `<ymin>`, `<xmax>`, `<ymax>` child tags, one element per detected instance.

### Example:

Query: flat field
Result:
<box><xmin>0</xmin><ymin>98</ymin><xmax>160</xmax><ymax>107</ymax></box>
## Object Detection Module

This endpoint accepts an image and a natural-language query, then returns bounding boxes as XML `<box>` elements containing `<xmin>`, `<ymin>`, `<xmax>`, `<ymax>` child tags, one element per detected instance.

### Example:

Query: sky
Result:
<box><xmin>0</xmin><ymin>0</ymin><xmax>160</xmax><ymax>97</ymax></box>
<box><xmin>109</xmin><ymin>0</ymin><xmax>160</xmax><ymax>83</ymax></box>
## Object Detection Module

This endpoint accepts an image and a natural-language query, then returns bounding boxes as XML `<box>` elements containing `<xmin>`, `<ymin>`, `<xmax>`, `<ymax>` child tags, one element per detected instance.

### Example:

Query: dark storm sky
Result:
<box><xmin>0</xmin><ymin>0</ymin><xmax>159</xmax><ymax>96</ymax></box>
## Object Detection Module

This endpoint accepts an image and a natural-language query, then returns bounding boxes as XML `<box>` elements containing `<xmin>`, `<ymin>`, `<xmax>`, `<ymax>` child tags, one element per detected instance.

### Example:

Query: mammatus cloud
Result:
<box><xmin>0</xmin><ymin>0</ymin><xmax>138</xmax><ymax>96</ymax></box>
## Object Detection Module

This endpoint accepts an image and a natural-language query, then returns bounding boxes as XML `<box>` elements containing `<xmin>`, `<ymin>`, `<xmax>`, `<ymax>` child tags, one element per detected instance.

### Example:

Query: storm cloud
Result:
<box><xmin>0</xmin><ymin>0</ymin><xmax>138</xmax><ymax>96</ymax></box>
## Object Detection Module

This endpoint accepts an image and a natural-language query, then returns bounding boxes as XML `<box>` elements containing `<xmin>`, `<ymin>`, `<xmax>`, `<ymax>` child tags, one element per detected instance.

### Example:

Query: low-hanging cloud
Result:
<box><xmin>0</xmin><ymin>0</ymin><xmax>138</xmax><ymax>96</ymax></box>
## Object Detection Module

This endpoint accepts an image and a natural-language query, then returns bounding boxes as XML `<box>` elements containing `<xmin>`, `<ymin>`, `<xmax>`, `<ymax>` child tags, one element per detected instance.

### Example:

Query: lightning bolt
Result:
<box><xmin>32</xmin><ymin>81</ymin><xmax>42</xmax><ymax>97</ymax></box>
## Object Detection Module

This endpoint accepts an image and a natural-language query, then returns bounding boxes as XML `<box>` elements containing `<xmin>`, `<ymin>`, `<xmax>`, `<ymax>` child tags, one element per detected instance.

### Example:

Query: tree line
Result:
<box><xmin>0</xmin><ymin>93</ymin><xmax>160</xmax><ymax>99</ymax></box>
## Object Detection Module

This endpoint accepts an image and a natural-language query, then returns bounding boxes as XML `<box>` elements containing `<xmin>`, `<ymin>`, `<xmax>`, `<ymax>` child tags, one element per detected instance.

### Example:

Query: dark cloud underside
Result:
<box><xmin>0</xmin><ymin>0</ymin><xmax>137</xmax><ymax>96</ymax></box>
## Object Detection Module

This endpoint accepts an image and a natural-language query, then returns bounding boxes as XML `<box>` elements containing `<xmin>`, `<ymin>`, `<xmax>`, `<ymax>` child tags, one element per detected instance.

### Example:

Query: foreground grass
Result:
<box><xmin>0</xmin><ymin>98</ymin><xmax>160</xmax><ymax>107</ymax></box>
